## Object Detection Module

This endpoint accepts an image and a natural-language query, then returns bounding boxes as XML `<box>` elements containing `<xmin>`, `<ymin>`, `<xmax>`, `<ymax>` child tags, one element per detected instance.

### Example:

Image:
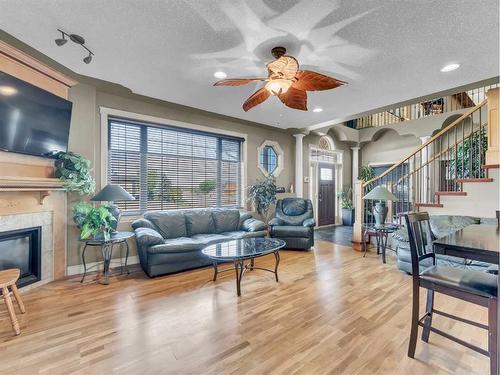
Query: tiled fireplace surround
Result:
<box><xmin>0</xmin><ymin>212</ymin><xmax>54</xmax><ymax>291</ymax></box>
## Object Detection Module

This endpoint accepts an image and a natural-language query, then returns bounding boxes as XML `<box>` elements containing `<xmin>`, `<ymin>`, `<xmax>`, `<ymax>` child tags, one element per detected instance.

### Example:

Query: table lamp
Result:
<box><xmin>362</xmin><ymin>185</ymin><xmax>398</xmax><ymax>226</ymax></box>
<box><xmin>91</xmin><ymin>184</ymin><xmax>135</xmax><ymax>231</ymax></box>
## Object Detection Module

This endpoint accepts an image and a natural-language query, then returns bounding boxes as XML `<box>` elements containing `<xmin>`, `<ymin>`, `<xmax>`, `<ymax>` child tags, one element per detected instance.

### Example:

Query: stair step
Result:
<box><xmin>415</xmin><ymin>203</ymin><xmax>444</xmax><ymax>208</ymax></box>
<box><xmin>482</xmin><ymin>164</ymin><xmax>500</xmax><ymax>169</ymax></box>
<box><xmin>434</xmin><ymin>191</ymin><xmax>467</xmax><ymax>196</ymax></box>
<box><xmin>457</xmin><ymin>178</ymin><xmax>494</xmax><ymax>183</ymax></box>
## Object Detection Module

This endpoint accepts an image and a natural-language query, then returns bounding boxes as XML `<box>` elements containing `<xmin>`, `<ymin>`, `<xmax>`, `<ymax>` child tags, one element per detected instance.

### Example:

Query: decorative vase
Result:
<box><xmin>341</xmin><ymin>208</ymin><xmax>355</xmax><ymax>226</ymax></box>
<box><xmin>372</xmin><ymin>201</ymin><xmax>388</xmax><ymax>227</ymax></box>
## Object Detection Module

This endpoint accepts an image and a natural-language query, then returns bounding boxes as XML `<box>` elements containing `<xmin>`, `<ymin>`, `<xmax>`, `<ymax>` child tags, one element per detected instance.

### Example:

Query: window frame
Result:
<box><xmin>257</xmin><ymin>140</ymin><xmax>284</xmax><ymax>177</ymax></box>
<box><xmin>100</xmin><ymin>107</ymin><xmax>247</xmax><ymax>216</ymax></box>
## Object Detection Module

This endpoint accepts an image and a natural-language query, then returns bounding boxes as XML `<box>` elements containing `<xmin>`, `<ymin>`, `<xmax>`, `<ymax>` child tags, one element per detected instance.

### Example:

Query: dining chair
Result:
<box><xmin>405</xmin><ymin>212</ymin><xmax>498</xmax><ymax>375</ymax></box>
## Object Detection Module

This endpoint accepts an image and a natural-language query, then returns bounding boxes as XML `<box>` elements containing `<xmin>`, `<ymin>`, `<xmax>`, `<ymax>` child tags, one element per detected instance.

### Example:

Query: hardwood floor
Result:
<box><xmin>0</xmin><ymin>241</ymin><xmax>490</xmax><ymax>374</ymax></box>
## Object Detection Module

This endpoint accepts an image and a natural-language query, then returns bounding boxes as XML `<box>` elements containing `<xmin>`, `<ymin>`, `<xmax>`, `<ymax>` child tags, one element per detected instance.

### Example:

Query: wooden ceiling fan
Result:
<box><xmin>214</xmin><ymin>46</ymin><xmax>346</xmax><ymax>112</ymax></box>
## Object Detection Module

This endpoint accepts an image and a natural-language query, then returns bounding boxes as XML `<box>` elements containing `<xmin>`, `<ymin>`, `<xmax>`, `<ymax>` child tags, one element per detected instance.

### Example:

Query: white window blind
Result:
<box><xmin>108</xmin><ymin>118</ymin><xmax>243</xmax><ymax>214</ymax></box>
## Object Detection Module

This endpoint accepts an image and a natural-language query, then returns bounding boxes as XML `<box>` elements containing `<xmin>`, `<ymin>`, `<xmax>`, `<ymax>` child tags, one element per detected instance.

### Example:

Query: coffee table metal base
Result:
<box><xmin>211</xmin><ymin>250</ymin><xmax>280</xmax><ymax>296</ymax></box>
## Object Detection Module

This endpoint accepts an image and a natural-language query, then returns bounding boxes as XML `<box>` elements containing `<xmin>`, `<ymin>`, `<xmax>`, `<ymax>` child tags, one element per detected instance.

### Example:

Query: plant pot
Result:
<box><xmin>341</xmin><ymin>208</ymin><xmax>355</xmax><ymax>226</ymax></box>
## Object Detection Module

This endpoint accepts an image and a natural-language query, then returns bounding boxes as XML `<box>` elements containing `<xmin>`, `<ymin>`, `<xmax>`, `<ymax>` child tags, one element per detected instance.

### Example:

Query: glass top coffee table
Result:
<box><xmin>202</xmin><ymin>238</ymin><xmax>285</xmax><ymax>296</ymax></box>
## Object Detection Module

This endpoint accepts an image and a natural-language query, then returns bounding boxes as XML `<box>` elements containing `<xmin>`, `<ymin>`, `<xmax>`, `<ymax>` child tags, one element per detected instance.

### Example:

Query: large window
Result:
<box><xmin>108</xmin><ymin>117</ymin><xmax>243</xmax><ymax>214</ymax></box>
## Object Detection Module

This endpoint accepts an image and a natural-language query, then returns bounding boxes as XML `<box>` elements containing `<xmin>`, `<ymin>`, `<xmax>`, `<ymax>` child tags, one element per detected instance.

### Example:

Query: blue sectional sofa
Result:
<box><xmin>132</xmin><ymin>208</ymin><xmax>267</xmax><ymax>277</ymax></box>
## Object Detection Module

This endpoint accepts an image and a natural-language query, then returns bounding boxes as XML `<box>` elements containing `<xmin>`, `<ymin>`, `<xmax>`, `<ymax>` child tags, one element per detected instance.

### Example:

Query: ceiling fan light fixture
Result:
<box><xmin>265</xmin><ymin>79</ymin><xmax>292</xmax><ymax>95</ymax></box>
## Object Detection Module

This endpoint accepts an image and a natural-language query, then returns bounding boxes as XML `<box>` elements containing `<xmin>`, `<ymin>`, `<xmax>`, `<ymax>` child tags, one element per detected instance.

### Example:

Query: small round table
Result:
<box><xmin>202</xmin><ymin>238</ymin><xmax>285</xmax><ymax>296</ymax></box>
<box><xmin>362</xmin><ymin>224</ymin><xmax>400</xmax><ymax>264</ymax></box>
<box><xmin>80</xmin><ymin>231</ymin><xmax>135</xmax><ymax>285</ymax></box>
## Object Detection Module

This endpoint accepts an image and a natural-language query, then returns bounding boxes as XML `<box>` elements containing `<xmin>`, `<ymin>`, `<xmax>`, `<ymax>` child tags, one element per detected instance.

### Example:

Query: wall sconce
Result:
<box><xmin>55</xmin><ymin>29</ymin><xmax>94</xmax><ymax>64</ymax></box>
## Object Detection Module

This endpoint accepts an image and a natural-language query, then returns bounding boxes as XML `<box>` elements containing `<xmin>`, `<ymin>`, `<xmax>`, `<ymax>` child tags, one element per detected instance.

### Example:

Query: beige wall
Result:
<box><xmin>361</xmin><ymin>129</ymin><xmax>420</xmax><ymax>167</ymax></box>
<box><xmin>66</xmin><ymin>82</ymin><xmax>295</xmax><ymax>267</ymax></box>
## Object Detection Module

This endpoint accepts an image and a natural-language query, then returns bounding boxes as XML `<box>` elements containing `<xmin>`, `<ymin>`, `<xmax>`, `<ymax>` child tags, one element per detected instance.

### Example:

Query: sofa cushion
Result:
<box><xmin>147</xmin><ymin>237</ymin><xmax>201</xmax><ymax>254</ymax></box>
<box><xmin>212</xmin><ymin>209</ymin><xmax>240</xmax><ymax>233</ymax></box>
<box><xmin>131</xmin><ymin>218</ymin><xmax>157</xmax><ymax>231</ymax></box>
<box><xmin>282</xmin><ymin>198</ymin><xmax>307</xmax><ymax>216</ymax></box>
<box><xmin>191</xmin><ymin>233</ymin><xmax>230</xmax><ymax>246</ymax></box>
<box><xmin>185</xmin><ymin>210</ymin><xmax>215</xmax><ymax>236</ymax></box>
<box><xmin>429</xmin><ymin>215</ymin><xmax>479</xmax><ymax>239</ymax></box>
<box><xmin>144</xmin><ymin>211</ymin><xmax>187</xmax><ymax>239</ymax></box>
<box><xmin>135</xmin><ymin>227</ymin><xmax>165</xmax><ymax>247</ymax></box>
<box><xmin>241</xmin><ymin>218</ymin><xmax>267</xmax><ymax>232</ymax></box>
<box><xmin>238</xmin><ymin>212</ymin><xmax>253</xmax><ymax>228</ymax></box>
<box><xmin>221</xmin><ymin>230</ymin><xmax>267</xmax><ymax>239</ymax></box>
<box><xmin>272</xmin><ymin>225</ymin><xmax>310</xmax><ymax>238</ymax></box>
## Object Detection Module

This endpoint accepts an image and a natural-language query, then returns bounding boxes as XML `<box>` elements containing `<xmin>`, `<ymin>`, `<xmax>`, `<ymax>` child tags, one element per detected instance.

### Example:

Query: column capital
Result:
<box><xmin>350</xmin><ymin>146</ymin><xmax>360</xmax><ymax>151</ymax></box>
<box><xmin>419</xmin><ymin>135</ymin><xmax>431</xmax><ymax>144</ymax></box>
<box><xmin>293</xmin><ymin>133</ymin><xmax>306</xmax><ymax>139</ymax></box>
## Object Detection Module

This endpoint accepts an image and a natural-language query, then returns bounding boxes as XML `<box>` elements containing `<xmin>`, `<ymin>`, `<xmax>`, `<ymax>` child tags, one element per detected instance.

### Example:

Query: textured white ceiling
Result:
<box><xmin>1</xmin><ymin>0</ymin><xmax>498</xmax><ymax>129</ymax></box>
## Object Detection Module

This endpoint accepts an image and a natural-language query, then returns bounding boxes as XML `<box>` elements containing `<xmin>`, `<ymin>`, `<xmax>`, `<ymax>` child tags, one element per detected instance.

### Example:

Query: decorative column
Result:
<box><xmin>420</xmin><ymin>136</ymin><xmax>431</xmax><ymax>202</ymax></box>
<box><xmin>294</xmin><ymin>134</ymin><xmax>306</xmax><ymax>198</ymax></box>
<box><xmin>486</xmin><ymin>88</ymin><xmax>499</xmax><ymax>165</ymax></box>
<box><xmin>352</xmin><ymin>179</ymin><xmax>364</xmax><ymax>251</ymax></box>
<box><xmin>351</xmin><ymin>146</ymin><xmax>360</xmax><ymax>194</ymax></box>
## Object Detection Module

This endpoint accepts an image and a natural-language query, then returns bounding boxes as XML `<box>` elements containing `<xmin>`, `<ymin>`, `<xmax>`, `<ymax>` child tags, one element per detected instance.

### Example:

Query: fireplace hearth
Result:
<box><xmin>0</xmin><ymin>227</ymin><xmax>41</xmax><ymax>287</ymax></box>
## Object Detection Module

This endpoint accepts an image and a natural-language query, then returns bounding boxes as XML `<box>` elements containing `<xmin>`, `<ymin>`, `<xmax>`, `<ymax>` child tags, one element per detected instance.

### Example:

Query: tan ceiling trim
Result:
<box><xmin>0</xmin><ymin>40</ymin><xmax>77</xmax><ymax>87</ymax></box>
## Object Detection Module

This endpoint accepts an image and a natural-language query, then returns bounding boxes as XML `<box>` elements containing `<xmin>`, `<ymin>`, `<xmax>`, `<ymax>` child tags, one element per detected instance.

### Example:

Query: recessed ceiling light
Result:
<box><xmin>313</xmin><ymin>107</ymin><xmax>323</xmax><ymax>113</ymax></box>
<box><xmin>214</xmin><ymin>71</ymin><xmax>227</xmax><ymax>79</ymax></box>
<box><xmin>440</xmin><ymin>63</ymin><xmax>460</xmax><ymax>72</ymax></box>
<box><xmin>0</xmin><ymin>86</ymin><xmax>18</xmax><ymax>96</ymax></box>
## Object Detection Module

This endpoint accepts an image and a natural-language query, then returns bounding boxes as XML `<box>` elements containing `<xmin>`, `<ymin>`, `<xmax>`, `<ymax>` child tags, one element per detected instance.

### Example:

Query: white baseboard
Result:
<box><xmin>67</xmin><ymin>255</ymin><xmax>140</xmax><ymax>276</ymax></box>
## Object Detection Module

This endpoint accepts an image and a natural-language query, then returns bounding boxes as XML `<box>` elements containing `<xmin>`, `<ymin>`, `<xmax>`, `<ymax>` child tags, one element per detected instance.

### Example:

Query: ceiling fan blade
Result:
<box><xmin>293</xmin><ymin>70</ymin><xmax>347</xmax><ymax>91</ymax></box>
<box><xmin>267</xmin><ymin>56</ymin><xmax>299</xmax><ymax>80</ymax></box>
<box><xmin>278</xmin><ymin>87</ymin><xmax>307</xmax><ymax>111</ymax></box>
<box><xmin>214</xmin><ymin>78</ymin><xmax>267</xmax><ymax>87</ymax></box>
<box><xmin>243</xmin><ymin>87</ymin><xmax>271</xmax><ymax>112</ymax></box>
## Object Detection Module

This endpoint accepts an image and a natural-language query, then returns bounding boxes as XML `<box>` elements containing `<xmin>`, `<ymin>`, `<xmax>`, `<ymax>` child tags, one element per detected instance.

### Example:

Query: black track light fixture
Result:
<box><xmin>83</xmin><ymin>53</ymin><xmax>93</xmax><ymax>64</ymax></box>
<box><xmin>55</xmin><ymin>29</ymin><xmax>94</xmax><ymax>64</ymax></box>
<box><xmin>54</xmin><ymin>30</ymin><xmax>67</xmax><ymax>46</ymax></box>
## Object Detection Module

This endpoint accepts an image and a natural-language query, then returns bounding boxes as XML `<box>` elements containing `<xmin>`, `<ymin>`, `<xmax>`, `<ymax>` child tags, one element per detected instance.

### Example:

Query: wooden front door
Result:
<box><xmin>318</xmin><ymin>163</ymin><xmax>335</xmax><ymax>226</ymax></box>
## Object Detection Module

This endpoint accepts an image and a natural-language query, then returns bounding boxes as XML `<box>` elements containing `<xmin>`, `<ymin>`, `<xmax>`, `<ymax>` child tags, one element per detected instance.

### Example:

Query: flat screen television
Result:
<box><xmin>0</xmin><ymin>71</ymin><xmax>72</xmax><ymax>158</ymax></box>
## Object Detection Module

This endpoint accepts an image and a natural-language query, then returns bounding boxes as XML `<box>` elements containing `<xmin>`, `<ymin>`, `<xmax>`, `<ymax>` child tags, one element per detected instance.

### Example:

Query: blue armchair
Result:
<box><xmin>269</xmin><ymin>198</ymin><xmax>315</xmax><ymax>250</ymax></box>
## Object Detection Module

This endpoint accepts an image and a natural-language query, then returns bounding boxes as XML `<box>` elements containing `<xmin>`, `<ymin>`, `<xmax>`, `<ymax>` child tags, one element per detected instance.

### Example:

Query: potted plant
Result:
<box><xmin>54</xmin><ymin>151</ymin><xmax>96</xmax><ymax>195</ymax></box>
<box><xmin>73</xmin><ymin>201</ymin><xmax>116</xmax><ymax>241</ymax></box>
<box><xmin>247</xmin><ymin>175</ymin><xmax>277</xmax><ymax>224</ymax></box>
<box><xmin>338</xmin><ymin>188</ymin><xmax>355</xmax><ymax>226</ymax></box>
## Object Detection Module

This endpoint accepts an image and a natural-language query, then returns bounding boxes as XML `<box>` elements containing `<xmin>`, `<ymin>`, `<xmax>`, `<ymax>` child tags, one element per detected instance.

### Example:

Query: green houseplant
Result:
<box><xmin>73</xmin><ymin>201</ymin><xmax>116</xmax><ymax>240</ymax></box>
<box><xmin>338</xmin><ymin>188</ymin><xmax>355</xmax><ymax>226</ymax></box>
<box><xmin>359</xmin><ymin>165</ymin><xmax>376</xmax><ymax>222</ymax></box>
<box><xmin>248</xmin><ymin>175</ymin><xmax>277</xmax><ymax>224</ymax></box>
<box><xmin>54</xmin><ymin>151</ymin><xmax>96</xmax><ymax>195</ymax></box>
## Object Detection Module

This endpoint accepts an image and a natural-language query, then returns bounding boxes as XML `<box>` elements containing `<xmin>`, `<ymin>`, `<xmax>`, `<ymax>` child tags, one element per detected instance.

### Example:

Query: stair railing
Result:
<box><xmin>361</xmin><ymin>99</ymin><xmax>489</xmax><ymax>225</ymax></box>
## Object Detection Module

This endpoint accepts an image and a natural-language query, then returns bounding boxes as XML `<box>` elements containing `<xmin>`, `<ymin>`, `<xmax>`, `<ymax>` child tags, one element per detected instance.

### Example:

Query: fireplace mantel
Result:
<box><xmin>0</xmin><ymin>176</ymin><xmax>64</xmax><ymax>205</ymax></box>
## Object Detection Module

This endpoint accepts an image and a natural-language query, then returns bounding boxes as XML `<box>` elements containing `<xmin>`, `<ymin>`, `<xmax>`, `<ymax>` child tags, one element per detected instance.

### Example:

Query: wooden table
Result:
<box><xmin>433</xmin><ymin>224</ymin><xmax>499</xmax><ymax>265</ymax></box>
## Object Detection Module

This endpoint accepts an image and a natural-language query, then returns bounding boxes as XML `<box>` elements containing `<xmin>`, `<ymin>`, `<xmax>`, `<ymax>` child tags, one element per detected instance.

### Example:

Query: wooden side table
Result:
<box><xmin>80</xmin><ymin>231</ymin><xmax>135</xmax><ymax>285</ymax></box>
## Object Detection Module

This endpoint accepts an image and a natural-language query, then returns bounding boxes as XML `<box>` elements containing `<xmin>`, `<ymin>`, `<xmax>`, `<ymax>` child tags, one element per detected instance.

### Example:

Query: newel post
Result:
<box><xmin>352</xmin><ymin>179</ymin><xmax>364</xmax><ymax>251</ymax></box>
<box><xmin>486</xmin><ymin>88</ymin><xmax>499</xmax><ymax>165</ymax></box>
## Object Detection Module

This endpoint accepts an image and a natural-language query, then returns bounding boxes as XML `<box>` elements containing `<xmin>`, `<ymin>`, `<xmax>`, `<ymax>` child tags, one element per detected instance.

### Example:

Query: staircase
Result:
<box><xmin>357</xmin><ymin>88</ymin><xmax>499</xmax><ymax>228</ymax></box>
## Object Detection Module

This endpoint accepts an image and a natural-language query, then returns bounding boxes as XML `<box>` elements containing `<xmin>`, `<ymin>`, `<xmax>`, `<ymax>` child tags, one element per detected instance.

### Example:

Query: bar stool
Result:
<box><xmin>0</xmin><ymin>269</ymin><xmax>26</xmax><ymax>335</ymax></box>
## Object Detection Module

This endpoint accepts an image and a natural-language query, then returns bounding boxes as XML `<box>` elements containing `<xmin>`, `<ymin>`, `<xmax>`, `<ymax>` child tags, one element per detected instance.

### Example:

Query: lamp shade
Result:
<box><xmin>91</xmin><ymin>184</ymin><xmax>135</xmax><ymax>202</ymax></box>
<box><xmin>362</xmin><ymin>186</ymin><xmax>397</xmax><ymax>201</ymax></box>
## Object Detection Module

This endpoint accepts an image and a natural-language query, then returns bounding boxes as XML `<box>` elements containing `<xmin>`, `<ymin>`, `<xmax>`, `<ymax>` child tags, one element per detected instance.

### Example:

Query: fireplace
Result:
<box><xmin>0</xmin><ymin>227</ymin><xmax>41</xmax><ymax>287</ymax></box>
